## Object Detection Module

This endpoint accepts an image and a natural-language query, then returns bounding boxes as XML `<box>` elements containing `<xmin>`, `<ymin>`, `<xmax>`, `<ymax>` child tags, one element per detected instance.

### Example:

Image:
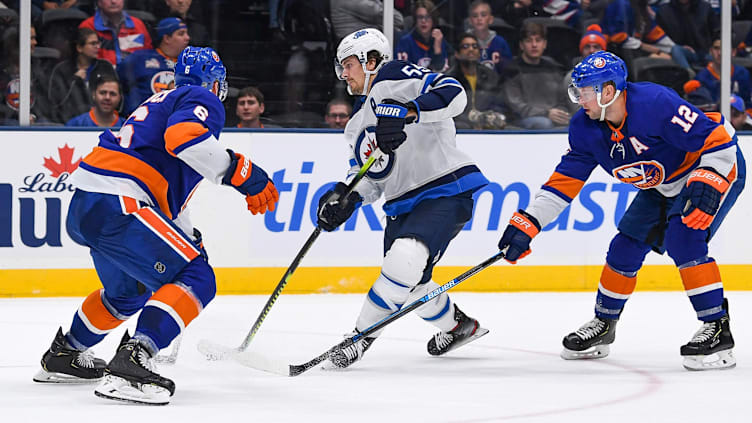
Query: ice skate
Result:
<box><xmin>33</xmin><ymin>327</ymin><xmax>106</xmax><ymax>383</ymax></box>
<box><xmin>681</xmin><ymin>298</ymin><xmax>736</xmax><ymax>371</ymax></box>
<box><xmin>427</xmin><ymin>305</ymin><xmax>488</xmax><ymax>356</ymax></box>
<box><xmin>561</xmin><ymin>316</ymin><xmax>617</xmax><ymax>360</ymax></box>
<box><xmin>327</xmin><ymin>330</ymin><xmax>376</xmax><ymax>369</ymax></box>
<box><xmin>94</xmin><ymin>331</ymin><xmax>175</xmax><ymax>405</ymax></box>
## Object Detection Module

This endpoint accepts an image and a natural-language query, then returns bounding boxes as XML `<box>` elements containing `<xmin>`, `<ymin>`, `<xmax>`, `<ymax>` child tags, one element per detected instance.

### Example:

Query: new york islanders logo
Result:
<box><xmin>151</xmin><ymin>71</ymin><xmax>175</xmax><ymax>94</ymax></box>
<box><xmin>593</xmin><ymin>57</ymin><xmax>606</xmax><ymax>68</ymax></box>
<box><xmin>612</xmin><ymin>160</ymin><xmax>665</xmax><ymax>189</ymax></box>
<box><xmin>354</xmin><ymin>126</ymin><xmax>393</xmax><ymax>180</ymax></box>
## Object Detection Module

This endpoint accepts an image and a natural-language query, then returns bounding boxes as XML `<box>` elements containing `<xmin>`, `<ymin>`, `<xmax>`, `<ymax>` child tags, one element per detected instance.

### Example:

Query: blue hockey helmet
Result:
<box><xmin>174</xmin><ymin>46</ymin><xmax>228</xmax><ymax>102</ymax></box>
<box><xmin>568</xmin><ymin>51</ymin><xmax>627</xmax><ymax>120</ymax></box>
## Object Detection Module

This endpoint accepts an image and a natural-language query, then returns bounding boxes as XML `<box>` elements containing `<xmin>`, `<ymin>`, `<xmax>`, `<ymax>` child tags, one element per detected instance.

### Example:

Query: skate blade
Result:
<box><xmin>93</xmin><ymin>374</ymin><xmax>170</xmax><ymax>406</ymax></box>
<box><xmin>560</xmin><ymin>344</ymin><xmax>610</xmax><ymax>360</ymax></box>
<box><xmin>682</xmin><ymin>349</ymin><xmax>736</xmax><ymax>371</ymax></box>
<box><xmin>431</xmin><ymin>327</ymin><xmax>490</xmax><ymax>356</ymax></box>
<box><xmin>33</xmin><ymin>368</ymin><xmax>102</xmax><ymax>384</ymax></box>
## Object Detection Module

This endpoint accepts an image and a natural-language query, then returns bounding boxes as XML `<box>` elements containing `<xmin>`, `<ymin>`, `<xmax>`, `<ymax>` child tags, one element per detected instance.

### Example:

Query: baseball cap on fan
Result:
<box><xmin>157</xmin><ymin>17</ymin><xmax>187</xmax><ymax>40</ymax></box>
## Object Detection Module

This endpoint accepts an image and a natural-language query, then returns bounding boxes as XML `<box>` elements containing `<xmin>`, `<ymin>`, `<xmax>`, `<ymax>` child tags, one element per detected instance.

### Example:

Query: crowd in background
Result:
<box><xmin>1</xmin><ymin>0</ymin><xmax>752</xmax><ymax>130</ymax></box>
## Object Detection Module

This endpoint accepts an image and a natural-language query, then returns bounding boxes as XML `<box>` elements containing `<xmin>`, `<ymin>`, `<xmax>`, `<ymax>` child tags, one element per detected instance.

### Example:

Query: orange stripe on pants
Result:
<box><xmin>600</xmin><ymin>265</ymin><xmax>637</xmax><ymax>296</ymax></box>
<box><xmin>150</xmin><ymin>283</ymin><xmax>202</xmax><ymax>328</ymax></box>
<box><xmin>679</xmin><ymin>261</ymin><xmax>722</xmax><ymax>291</ymax></box>
<box><xmin>80</xmin><ymin>289</ymin><xmax>125</xmax><ymax>332</ymax></box>
<box><xmin>134</xmin><ymin>208</ymin><xmax>199</xmax><ymax>262</ymax></box>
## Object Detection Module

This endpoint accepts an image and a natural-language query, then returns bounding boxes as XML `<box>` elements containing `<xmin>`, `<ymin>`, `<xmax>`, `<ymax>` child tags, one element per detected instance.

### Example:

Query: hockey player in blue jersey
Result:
<box><xmin>498</xmin><ymin>51</ymin><xmax>745</xmax><ymax>371</ymax></box>
<box><xmin>33</xmin><ymin>46</ymin><xmax>279</xmax><ymax>404</ymax></box>
<box><xmin>319</xmin><ymin>28</ymin><xmax>490</xmax><ymax>369</ymax></box>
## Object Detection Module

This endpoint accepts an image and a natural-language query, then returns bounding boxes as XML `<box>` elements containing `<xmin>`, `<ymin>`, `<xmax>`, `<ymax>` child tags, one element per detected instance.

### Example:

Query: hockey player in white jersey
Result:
<box><xmin>319</xmin><ymin>28</ymin><xmax>490</xmax><ymax>368</ymax></box>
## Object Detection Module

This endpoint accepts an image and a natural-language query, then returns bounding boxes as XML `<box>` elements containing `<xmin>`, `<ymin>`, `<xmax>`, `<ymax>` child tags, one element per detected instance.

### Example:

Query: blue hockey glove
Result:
<box><xmin>680</xmin><ymin>167</ymin><xmax>730</xmax><ymax>230</ymax></box>
<box><xmin>317</xmin><ymin>182</ymin><xmax>363</xmax><ymax>232</ymax></box>
<box><xmin>374</xmin><ymin>99</ymin><xmax>417</xmax><ymax>154</ymax></box>
<box><xmin>222</xmin><ymin>149</ymin><xmax>279</xmax><ymax>215</ymax></box>
<box><xmin>498</xmin><ymin>210</ymin><xmax>541</xmax><ymax>264</ymax></box>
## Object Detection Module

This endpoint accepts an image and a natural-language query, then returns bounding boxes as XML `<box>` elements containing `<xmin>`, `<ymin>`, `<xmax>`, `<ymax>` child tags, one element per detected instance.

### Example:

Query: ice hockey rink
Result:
<box><xmin>2</xmin><ymin>291</ymin><xmax>751</xmax><ymax>422</ymax></box>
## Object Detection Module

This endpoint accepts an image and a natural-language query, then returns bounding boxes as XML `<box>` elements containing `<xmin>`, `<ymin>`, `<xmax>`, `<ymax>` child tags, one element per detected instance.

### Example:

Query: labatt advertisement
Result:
<box><xmin>1</xmin><ymin>130</ymin><xmax>750</xmax><ymax>295</ymax></box>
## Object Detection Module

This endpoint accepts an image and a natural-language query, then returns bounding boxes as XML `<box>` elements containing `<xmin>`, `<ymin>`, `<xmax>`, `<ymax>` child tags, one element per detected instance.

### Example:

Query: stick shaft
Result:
<box><xmin>237</xmin><ymin>153</ymin><xmax>381</xmax><ymax>351</ymax></box>
<box><xmin>289</xmin><ymin>251</ymin><xmax>505</xmax><ymax>376</ymax></box>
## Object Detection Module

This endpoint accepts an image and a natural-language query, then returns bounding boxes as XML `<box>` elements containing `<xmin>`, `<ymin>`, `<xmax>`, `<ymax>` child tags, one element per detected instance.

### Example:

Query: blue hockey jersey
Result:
<box><xmin>478</xmin><ymin>33</ymin><xmax>512</xmax><ymax>75</ymax></box>
<box><xmin>70</xmin><ymin>85</ymin><xmax>227</xmax><ymax>225</ymax></box>
<box><xmin>526</xmin><ymin>82</ymin><xmax>741</xmax><ymax>227</ymax></box>
<box><xmin>65</xmin><ymin>108</ymin><xmax>125</xmax><ymax>128</ymax></box>
<box><xmin>395</xmin><ymin>32</ymin><xmax>449</xmax><ymax>71</ymax></box>
<box><xmin>118</xmin><ymin>48</ymin><xmax>176</xmax><ymax>115</ymax></box>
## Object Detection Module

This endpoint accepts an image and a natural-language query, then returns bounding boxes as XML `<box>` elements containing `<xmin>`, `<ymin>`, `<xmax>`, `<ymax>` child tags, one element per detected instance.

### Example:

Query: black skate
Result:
<box><xmin>327</xmin><ymin>330</ymin><xmax>376</xmax><ymax>369</ymax></box>
<box><xmin>94</xmin><ymin>331</ymin><xmax>175</xmax><ymax>405</ymax></box>
<box><xmin>33</xmin><ymin>327</ymin><xmax>106</xmax><ymax>383</ymax></box>
<box><xmin>561</xmin><ymin>316</ymin><xmax>617</xmax><ymax>360</ymax></box>
<box><xmin>681</xmin><ymin>298</ymin><xmax>736</xmax><ymax>371</ymax></box>
<box><xmin>427</xmin><ymin>305</ymin><xmax>489</xmax><ymax>356</ymax></box>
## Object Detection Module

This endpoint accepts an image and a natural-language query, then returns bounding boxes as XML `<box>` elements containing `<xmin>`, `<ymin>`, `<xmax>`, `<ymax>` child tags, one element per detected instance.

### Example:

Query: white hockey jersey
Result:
<box><xmin>344</xmin><ymin>60</ymin><xmax>489</xmax><ymax>216</ymax></box>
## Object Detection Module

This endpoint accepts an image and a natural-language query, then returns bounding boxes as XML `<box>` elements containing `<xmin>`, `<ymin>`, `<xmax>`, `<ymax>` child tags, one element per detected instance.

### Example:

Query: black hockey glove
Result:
<box><xmin>317</xmin><ymin>182</ymin><xmax>363</xmax><ymax>232</ymax></box>
<box><xmin>680</xmin><ymin>167</ymin><xmax>730</xmax><ymax>230</ymax></box>
<box><xmin>374</xmin><ymin>99</ymin><xmax>417</xmax><ymax>154</ymax></box>
<box><xmin>498</xmin><ymin>210</ymin><xmax>541</xmax><ymax>264</ymax></box>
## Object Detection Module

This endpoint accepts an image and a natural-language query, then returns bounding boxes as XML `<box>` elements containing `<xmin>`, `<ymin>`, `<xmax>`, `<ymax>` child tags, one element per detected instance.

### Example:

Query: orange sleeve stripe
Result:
<box><xmin>83</xmin><ymin>146</ymin><xmax>172</xmax><ymax>218</ymax></box>
<box><xmin>702</xmin><ymin>123</ymin><xmax>733</xmax><ymax>152</ymax></box>
<box><xmin>150</xmin><ymin>284</ymin><xmax>202</xmax><ymax>327</ymax></box>
<box><xmin>644</xmin><ymin>26</ymin><xmax>666</xmax><ymax>43</ymax></box>
<box><xmin>600</xmin><ymin>265</ymin><xmax>637</xmax><ymax>296</ymax></box>
<box><xmin>667</xmin><ymin>151</ymin><xmax>701</xmax><ymax>181</ymax></box>
<box><xmin>120</xmin><ymin>196</ymin><xmax>139</xmax><ymax>214</ymax></box>
<box><xmin>164</xmin><ymin>122</ymin><xmax>209</xmax><ymax>157</ymax></box>
<box><xmin>608</xmin><ymin>32</ymin><xmax>628</xmax><ymax>44</ymax></box>
<box><xmin>134</xmin><ymin>207</ymin><xmax>199</xmax><ymax>261</ymax></box>
<box><xmin>727</xmin><ymin>163</ymin><xmax>737</xmax><ymax>184</ymax></box>
<box><xmin>679</xmin><ymin>262</ymin><xmax>722</xmax><ymax>291</ymax></box>
<box><xmin>80</xmin><ymin>289</ymin><xmax>125</xmax><ymax>332</ymax></box>
<box><xmin>544</xmin><ymin>172</ymin><xmax>585</xmax><ymax>200</ymax></box>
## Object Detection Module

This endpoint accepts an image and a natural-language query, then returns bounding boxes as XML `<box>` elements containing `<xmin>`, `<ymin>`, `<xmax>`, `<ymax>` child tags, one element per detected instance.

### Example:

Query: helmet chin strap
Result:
<box><xmin>597</xmin><ymin>89</ymin><xmax>622</xmax><ymax>121</ymax></box>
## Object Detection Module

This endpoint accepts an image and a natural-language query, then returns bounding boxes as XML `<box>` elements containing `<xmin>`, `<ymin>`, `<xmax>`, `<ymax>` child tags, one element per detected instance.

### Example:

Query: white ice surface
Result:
<box><xmin>2</xmin><ymin>292</ymin><xmax>752</xmax><ymax>422</ymax></box>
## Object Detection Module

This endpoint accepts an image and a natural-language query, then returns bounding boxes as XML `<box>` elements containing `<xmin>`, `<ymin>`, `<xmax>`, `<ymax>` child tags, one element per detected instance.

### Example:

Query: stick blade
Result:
<box><xmin>197</xmin><ymin>339</ymin><xmax>291</xmax><ymax>376</ymax></box>
<box><xmin>196</xmin><ymin>339</ymin><xmax>237</xmax><ymax>361</ymax></box>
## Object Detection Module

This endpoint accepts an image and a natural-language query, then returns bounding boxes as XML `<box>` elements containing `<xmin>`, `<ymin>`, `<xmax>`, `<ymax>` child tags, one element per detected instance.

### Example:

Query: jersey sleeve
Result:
<box><xmin>164</xmin><ymin>87</ymin><xmax>230</xmax><ymax>184</ymax></box>
<box><xmin>345</xmin><ymin>151</ymin><xmax>382</xmax><ymax>204</ymax></box>
<box><xmin>526</xmin><ymin>122</ymin><xmax>599</xmax><ymax>227</ymax></box>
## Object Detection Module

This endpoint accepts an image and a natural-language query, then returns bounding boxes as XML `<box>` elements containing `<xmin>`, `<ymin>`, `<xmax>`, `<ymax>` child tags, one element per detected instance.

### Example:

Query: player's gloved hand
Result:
<box><xmin>498</xmin><ymin>210</ymin><xmax>541</xmax><ymax>264</ymax></box>
<box><xmin>192</xmin><ymin>228</ymin><xmax>208</xmax><ymax>262</ymax></box>
<box><xmin>374</xmin><ymin>99</ymin><xmax>417</xmax><ymax>154</ymax></box>
<box><xmin>317</xmin><ymin>182</ymin><xmax>363</xmax><ymax>232</ymax></box>
<box><xmin>680</xmin><ymin>167</ymin><xmax>730</xmax><ymax>230</ymax></box>
<box><xmin>222</xmin><ymin>149</ymin><xmax>279</xmax><ymax>215</ymax></box>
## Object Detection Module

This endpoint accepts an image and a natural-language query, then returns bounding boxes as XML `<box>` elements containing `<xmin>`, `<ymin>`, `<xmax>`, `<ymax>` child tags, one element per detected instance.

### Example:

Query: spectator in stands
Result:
<box><xmin>502</xmin><ymin>21</ymin><xmax>570</xmax><ymax>129</ymax></box>
<box><xmin>602</xmin><ymin>0</ymin><xmax>694</xmax><ymax>77</ymax></box>
<box><xmin>467</xmin><ymin>0</ymin><xmax>512</xmax><ymax>76</ymax></box>
<box><xmin>235</xmin><ymin>86</ymin><xmax>277</xmax><ymax>128</ymax></box>
<box><xmin>0</xmin><ymin>26</ymin><xmax>51</xmax><ymax>125</ymax></box>
<box><xmin>117</xmin><ymin>17</ymin><xmax>188</xmax><ymax>114</ymax></box>
<box><xmin>331</xmin><ymin>0</ymin><xmax>404</xmax><ymax>42</ymax></box>
<box><xmin>501</xmin><ymin>0</ymin><xmax>582</xmax><ymax>29</ymax></box>
<box><xmin>66</xmin><ymin>73</ymin><xmax>124</xmax><ymax>127</ymax></box>
<box><xmin>729</xmin><ymin>94</ymin><xmax>752</xmax><ymax>130</ymax></box>
<box><xmin>562</xmin><ymin>25</ymin><xmax>607</xmax><ymax>114</ymax></box>
<box><xmin>48</xmin><ymin>28</ymin><xmax>116</xmax><ymax>124</ymax></box>
<box><xmin>324</xmin><ymin>98</ymin><xmax>352</xmax><ymax>129</ymax></box>
<box><xmin>447</xmin><ymin>33</ymin><xmax>506</xmax><ymax>129</ymax></box>
<box><xmin>152</xmin><ymin>0</ymin><xmax>210</xmax><ymax>47</ymax></box>
<box><xmin>79</xmin><ymin>0</ymin><xmax>153</xmax><ymax>66</ymax></box>
<box><xmin>683</xmin><ymin>33</ymin><xmax>751</xmax><ymax>111</ymax></box>
<box><xmin>656</xmin><ymin>0</ymin><xmax>718</xmax><ymax>67</ymax></box>
<box><xmin>395</xmin><ymin>0</ymin><xmax>449</xmax><ymax>71</ymax></box>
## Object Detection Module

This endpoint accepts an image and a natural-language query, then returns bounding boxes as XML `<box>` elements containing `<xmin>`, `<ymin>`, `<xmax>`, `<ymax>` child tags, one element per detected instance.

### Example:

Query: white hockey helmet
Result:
<box><xmin>335</xmin><ymin>28</ymin><xmax>392</xmax><ymax>95</ymax></box>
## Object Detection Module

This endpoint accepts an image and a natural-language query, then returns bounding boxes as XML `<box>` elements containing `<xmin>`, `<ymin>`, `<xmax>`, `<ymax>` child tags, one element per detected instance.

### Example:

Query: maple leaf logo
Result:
<box><xmin>43</xmin><ymin>144</ymin><xmax>82</xmax><ymax>177</ymax></box>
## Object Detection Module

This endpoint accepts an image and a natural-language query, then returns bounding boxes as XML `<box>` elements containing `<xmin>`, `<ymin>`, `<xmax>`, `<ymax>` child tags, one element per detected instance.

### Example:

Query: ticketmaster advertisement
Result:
<box><xmin>1</xmin><ymin>130</ymin><xmax>750</xmax><ymax>295</ymax></box>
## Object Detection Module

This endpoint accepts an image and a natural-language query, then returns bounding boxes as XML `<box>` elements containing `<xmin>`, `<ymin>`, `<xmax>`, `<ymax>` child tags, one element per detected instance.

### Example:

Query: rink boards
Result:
<box><xmin>1</xmin><ymin>129</ymin><xmax>750</xmax><ymax>296</ymax></box>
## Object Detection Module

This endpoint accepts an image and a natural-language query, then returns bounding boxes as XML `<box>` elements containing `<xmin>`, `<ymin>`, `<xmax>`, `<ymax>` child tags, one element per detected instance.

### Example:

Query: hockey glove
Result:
<box><xmin>498</xmin><ymin>210</ymin><xmax>541</xmax><ymax>264</ymax></box>
<box><xmin>317</xmin><ymin>182</ymin><xmax>363</xmax><ymax>232</ymax></box>
<box><xmin>192</xmin><ymin>228</ymin><xmax>208</xmax><ymax>262</ymax></box>
<box><xmin>374</xmin><ymin>99</ymin><xmax>417</xmax><ymax>154</ymax></box>
<box><xmin>222</xmin><ymin>149</ymin><xmax>279</xmax><ymax>215</ymax></box>
<box><xmin>680</xmin><ymin>167</ymin><xmax>730</xmax><ymax>230</ymax></box>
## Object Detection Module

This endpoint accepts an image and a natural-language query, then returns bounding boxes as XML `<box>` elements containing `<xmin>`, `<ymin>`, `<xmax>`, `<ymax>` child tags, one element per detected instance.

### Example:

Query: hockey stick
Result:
<box><xmin>198</xmin><ymin>151</ymin><xmax>384</xmax><ymax>360</ymax></box>
<box><xmin>234</xmin><ymin>251</ymin><xmax>506</xmax><ymax>377</ymax></box>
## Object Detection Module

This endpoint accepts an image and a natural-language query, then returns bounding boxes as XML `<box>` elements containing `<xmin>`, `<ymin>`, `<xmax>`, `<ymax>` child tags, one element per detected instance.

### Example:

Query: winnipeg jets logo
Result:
<box><xmin>612</xmin><ymin>161</ymin><xmax>665</xmax><ymax>189</ymax></box>
<box><xmin>355</xmin><ymin>126</ymin><xmax>393</xmax><ymax>180</ymax></box>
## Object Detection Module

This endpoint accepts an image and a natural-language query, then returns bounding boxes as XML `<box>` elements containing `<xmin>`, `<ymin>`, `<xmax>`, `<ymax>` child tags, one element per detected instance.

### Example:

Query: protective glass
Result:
<box><xmin>567</xmin><ymin>84</ymin><xmax>597</xmax><ymax>104</ymax></box>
